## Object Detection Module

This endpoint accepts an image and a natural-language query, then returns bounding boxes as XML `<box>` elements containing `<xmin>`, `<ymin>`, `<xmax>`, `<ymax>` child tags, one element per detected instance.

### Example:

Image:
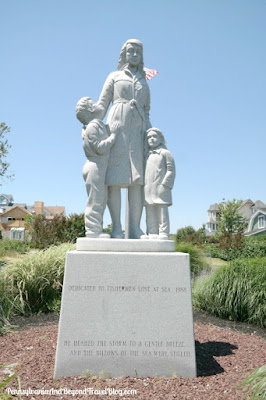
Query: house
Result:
<box><xmin>205</xmin><ymin>202</ymin><xmax>225</xmax><ymax>236</ymax></box>
<box><xmin>0</xmin><ymin>194</ymin><xmax>65</xmax><ymax>240</ymax></box>
<box><xmin>241</xmin><ymin>200</ymin><xmax>266</xmax><ymax>236</ymax></box>
<box><xmin>205</xmin><ymin>199</ymin><xmax>266</xmax><ymax>237</ymax></box>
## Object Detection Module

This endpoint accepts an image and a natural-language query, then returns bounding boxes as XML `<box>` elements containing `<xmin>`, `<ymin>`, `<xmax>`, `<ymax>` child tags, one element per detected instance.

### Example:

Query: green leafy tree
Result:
<box><xmin>176</xmin><ymin>225</ymin><xmax>206</xmax><ymax>245</ymax></box>
<box><xmin>65</xmin><ymin>213</ymin><xmax>85</xmax><ymax>242</ymax></box>
<box><xmin>0</xmin><ymin>122</ymin><xmax>13</xmax><ymax>182</ymax></box>
<box><xmin>215</xmin><ymin>199</ymin><xmax>248</xmax><ymax>260</ymax></box>
<box><xmin>25</xmin><ymin>213</ymin><xmax>85</xmax><ymax>249</ymax></box>
<box><xmin>216</xmin><ymin>199</ymin><xmax>247</xmax><ymax>235</ymax></box>
<box><xmin>103</xmin><ymin>224</ymin><xmax>112</xmax><ymax>234</ymax></box>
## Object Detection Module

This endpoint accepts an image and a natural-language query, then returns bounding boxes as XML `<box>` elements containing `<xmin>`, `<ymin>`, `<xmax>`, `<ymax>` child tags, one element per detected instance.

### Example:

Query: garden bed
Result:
<box><xmin>0</xmin><ymin>312</ymin><xmax>265</xmax><ymax>399</ymax></box>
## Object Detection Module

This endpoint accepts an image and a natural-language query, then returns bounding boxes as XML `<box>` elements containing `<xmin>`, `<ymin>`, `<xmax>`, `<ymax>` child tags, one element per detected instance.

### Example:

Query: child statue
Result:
<box><xmin>76</xmin><ymin>97</ymin><xmax>119</xmax><ymax>238</ymax></box>
<box><xmin>141</xmin><ymin>128</ymin><xmax>176</xmax><ymax>240</ymax></box>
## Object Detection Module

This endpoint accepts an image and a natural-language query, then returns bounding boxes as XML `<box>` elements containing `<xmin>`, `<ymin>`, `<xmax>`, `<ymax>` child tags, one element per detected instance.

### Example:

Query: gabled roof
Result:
<box><xmin>247</xmin><ymin>209</ymin><xmax>266</xmax><ymax>233</ymax></box>
<box><xmin>239</xmin><ymin>199</ymin><xmax>254</xmax><ymax>209</ymax></box>
<box><xmin>251</xmin><ymin>200</ymin><xmax>266</xmax><ymax>209</ymax></box>
<box><xmin>0</xmin><ymin>194</ymin><xmax>14</xmax><ymax>204</ymax></box>
<box><xmin>44</xmin><ymin>206</ymin><xmax>65</xmax><ymax>216</ymax></box>
<box><xmin>245</xmin><ymin>227</ymin><xmax>266</xmax><ymax>237</ymax></box>
<box><xmin>208</xmin><ymin>203</ymin><xmax>220</xmax><ymax>212</ymax></box>
<box><xmin>1</xmin><ymin>205</ymin><xmax>32</xmax><ymax>217</ymax></box>
<box><xmin>0</xmin><ymin>194</ymin><xmax>13</xmax><ymax>200</ymax></box>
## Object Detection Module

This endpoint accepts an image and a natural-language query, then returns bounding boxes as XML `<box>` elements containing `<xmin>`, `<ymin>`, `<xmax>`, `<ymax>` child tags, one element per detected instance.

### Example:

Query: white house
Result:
<box><xmin>205</xmin><ymin>199</ymin><xmax>266</xmax><ymax>237</ymax></box>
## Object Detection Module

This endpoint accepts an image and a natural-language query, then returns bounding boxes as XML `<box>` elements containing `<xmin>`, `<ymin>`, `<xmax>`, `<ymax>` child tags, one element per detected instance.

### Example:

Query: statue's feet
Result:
<box><xmin>129</xmin><ymin>226</ymin><xmax>144</xmax><ymax>239</ymax></box>
<box><xmin>148</xmin><ymin>234</ymin><xmax>159</xmax><ymax>239</ymax></box>
<box><xmin>140</xmin><ymin>234</ymin><xmax>149</xmax><ymax>240</ymax></box>
<box><xmin>157</xmin><ymin>233</ymin><xmax>169</xmax><ymax>240</ymax></box>
<box><xmin>86</xmin><ymin>231</ymin><xmax>111</xmax><ymax>239</ymax></box>
<box><xmin>111</xmin><ymin>229</ymin><xmax>124</xmax><ymax>239</ymax></box>
<box><xmin>98</xmin><ymin>232</ymin><xmax>111</xmax><ymax>239</ymax></box>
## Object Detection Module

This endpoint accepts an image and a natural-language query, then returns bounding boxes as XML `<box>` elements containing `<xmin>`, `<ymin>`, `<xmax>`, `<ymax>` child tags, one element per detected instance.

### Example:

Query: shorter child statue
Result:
<box><xmin>142</xmin><ymin>128</ymin><xmax>176</xmax><ymax>240</ymax></box>
<box><xmin>76</xmin><ymin>97</ymin><xmax>119</xmax><ymax>238</ymax></box>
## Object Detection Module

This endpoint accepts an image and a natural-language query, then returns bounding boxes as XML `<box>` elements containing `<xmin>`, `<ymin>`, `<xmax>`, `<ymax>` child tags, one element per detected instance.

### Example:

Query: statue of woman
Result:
<box><xmin>96</xmin><ymin>39</ymin><xmax>152</xmax><ymax>239</ymax></box>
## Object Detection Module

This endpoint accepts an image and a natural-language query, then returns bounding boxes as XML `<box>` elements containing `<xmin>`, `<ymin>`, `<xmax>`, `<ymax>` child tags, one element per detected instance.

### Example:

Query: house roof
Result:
<box><xmin>44</xmin><ymin>206</ymin><xmax>65</xmax><ymax>216</ymax></box>
<box><xmin>1</xmin><ymin>205</ymin><xmax>31</xmax><ymax>216</ymax></box>
<box><xmin>208</xmin><ymin>203</ymin><xmax>220</xmax><ymax>212</ymax></box>
<box><xmin>247</xmin><ymin>209</ymin><xmax>266</xmax><ymax>233</ymax></box>
<box><xmin>251</xmin><ymin>200</ymin><xmax>266</xmax><ymax>209</ymax></box>
<box><xmin>239</xmin><ymin>199</ymin><xmax>254</xmax><ymax>209</ymax></box>
<box><xmin>245</xmin><ymin>227</ymin><xmax>266</xmax><ymax>236</ymax></box>
<box><xmin>0</xmin><ymin>194</ymin><xmax>14</xmax><ymax>201</ymax></box>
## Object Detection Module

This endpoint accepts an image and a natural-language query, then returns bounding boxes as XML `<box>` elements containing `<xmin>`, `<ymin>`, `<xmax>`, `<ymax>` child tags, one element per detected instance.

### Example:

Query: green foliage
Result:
<box><xmin>0</xmin><ymin>370</ymin><xmax>22</xmax><ymax>399</ymax></box>
<box><xmin>204</xmin><ymin>234</ymin><xmax>266</xmax><ymax>261</ymax></box>
<box><xmin>0</xmin><ymin>243</ymin><xmax>74</xmax><ymax>317</ymax></box>
<box><xmin>193</xmin><ymin>257</ymin><xmax>266</xmax><ymax>327</ymax></box>
<box><xmin>175</xmin><ymin>242</ymin><xmax>210</xmax><ymax>279</ymax></box>
<box><xmin>212</xmin><ymin>199</ymin><xmax>248</xmax><ymax>260</ymax></box>
<box><xmin>103</xmin><ymin>224</ymin><xmax>112</xmax><ymax>234</ymax></box>
<box><xmin>216</xmin><ymin>199</ymin><xmax>247</xmax><ymax>235</ymax></box>
<box><xmin>26</xmin><ymin>213</ymin><xmax>85</xmax><ymax>249</ymax></box>
<box><xmin>240</xmin><ymin>364</ymin><xmax>266</xmax><ymax>400</ymax></box>
<box><xmin>65</xmin><ymin>213</ymin><xmax>86</xmax><ymax>241</ymax></box>
<box><xmin>0</xmin><ymin>122</ymin><xmax>13</xmax><ymax>183</ymax></box>
<box><xmin>0</xmin><ymin>240</ymin><xmax>30</xmax><ymax>258</ymax></box>
<box><xmin>176</xmin><ymin>226</ymin><xmax>206</xmax><ymax>245</ymax></box>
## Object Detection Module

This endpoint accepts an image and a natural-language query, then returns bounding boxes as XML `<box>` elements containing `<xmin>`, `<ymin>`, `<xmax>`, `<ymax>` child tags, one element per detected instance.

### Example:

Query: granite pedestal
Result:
<box><xmin>54</xmin><ymin>240</ymin><xmax>196</xmax><ymax>378</ymax></box>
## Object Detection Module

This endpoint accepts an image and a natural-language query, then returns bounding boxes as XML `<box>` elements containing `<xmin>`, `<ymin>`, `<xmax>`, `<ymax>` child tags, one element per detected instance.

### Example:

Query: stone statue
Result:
<box><xmin>96</xmin><ymin>39</ymin><xmax>152</xmax><ymax>239</ymax></box>
<box><xmin>141</xmin><ymin>128</ymin><xmax>176</xmax><ymax>240</ymax></box>
<box><xmin>76</xmin><ymin>97</ymin><xmax>119</xmax><ymax>238</ymax></box>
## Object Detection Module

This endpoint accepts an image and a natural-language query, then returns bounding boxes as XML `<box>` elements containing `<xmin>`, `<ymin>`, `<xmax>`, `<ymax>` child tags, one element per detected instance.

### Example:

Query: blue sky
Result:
<box><xmin>1</xmin><ymin>0</ymin><xmax>265</xmax><ymax>233</ymax></box>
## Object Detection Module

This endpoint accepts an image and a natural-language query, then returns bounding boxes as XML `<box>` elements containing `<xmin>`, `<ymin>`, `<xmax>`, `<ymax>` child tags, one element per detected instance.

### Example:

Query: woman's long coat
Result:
<box><xmin>98</xmin><ymin>68</ymin><xmax>151</xmax><ymax>186</ymax></box>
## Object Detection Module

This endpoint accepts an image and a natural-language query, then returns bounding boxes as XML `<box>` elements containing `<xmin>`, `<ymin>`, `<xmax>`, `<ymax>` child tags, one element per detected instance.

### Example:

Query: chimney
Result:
<box><xmin>34</xmin><ymin>201</ymin><xmax>44</xmax><ymax>215</ymax></box>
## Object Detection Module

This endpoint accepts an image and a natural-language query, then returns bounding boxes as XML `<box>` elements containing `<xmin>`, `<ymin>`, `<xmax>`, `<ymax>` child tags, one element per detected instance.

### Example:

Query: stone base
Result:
<box><xmin>54</xmin><ymin>251</ymin><xmax>196</xmax><ymax>378</ymax></box>
<box><xmin>76</xmin><ymin>238</ymin><xmax>175</xmax><ymax>252</ymax></box>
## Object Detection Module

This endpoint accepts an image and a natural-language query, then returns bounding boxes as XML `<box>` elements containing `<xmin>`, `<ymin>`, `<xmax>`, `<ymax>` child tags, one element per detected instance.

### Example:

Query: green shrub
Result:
<box><xmin>0</xmin><ymin>369</ymin><xmax>22</xmax><ymax>399</ymax></box>
<box><xmin>176</xmin><ymin>226</ymin><xmax>206</xmax><ymax>245</ymax></box>
<box><xmin>26</xmin><ymin>213</ymin><xmax>85</xmax><ymax>249</ymax></box>
<box><xmin>240</xmin><ymin>364</ymin><xmax>266</xmax><ymax>400</ymax></box>
<box><xmin>0</xmin><ymin>243</ymin><xmax>74</xmax><ymax>317</ymax></box>
<box><xmin>204</xmin><ymin>234</ymin><xmax>266</xmax><ymax>261</ymax></box>
<box><xmin>176</xmin><ymin>242</ymin><xmax>210</xmax><ymax>279</ymax></box>
<box><xmin>193</xmin><ymin>257</ymin><xmax>266</xmax><ymax>327</ymax></box>
<box><xmin>0</xmin><ymin>240</ymin><xmax>30</xmax><ymax>258</ymax></box>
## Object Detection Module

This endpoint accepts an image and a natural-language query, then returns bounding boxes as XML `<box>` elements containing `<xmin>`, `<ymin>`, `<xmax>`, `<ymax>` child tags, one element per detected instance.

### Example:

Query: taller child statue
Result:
<box><xmin>96</xmin><ymin>39</ymin><xmax>152</xmax><ymax>239</ymax></box>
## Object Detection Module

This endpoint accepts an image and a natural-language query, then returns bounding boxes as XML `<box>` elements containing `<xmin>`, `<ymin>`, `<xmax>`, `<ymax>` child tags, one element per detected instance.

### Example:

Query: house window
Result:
<box><xmin>11</xmin><ymin>228</ymin><xmax>25</xmax><ymax>241</ymax></box>
<box><xmin>258</xmin><ymin>216</ymin><xmax>265</xmax><ymax>229</ymax></box>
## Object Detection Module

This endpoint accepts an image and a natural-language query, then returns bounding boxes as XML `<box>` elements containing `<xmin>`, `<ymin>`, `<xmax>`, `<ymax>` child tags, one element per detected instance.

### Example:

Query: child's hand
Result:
<box><xmin>129</xmin><ymin>99</ymin><xmax>137</xmax><ymax>107</ymax></box>
<box><xmin>110</xmin><ymin>121</ymin><xmax>121</xmax><ymax>136</ymax></box>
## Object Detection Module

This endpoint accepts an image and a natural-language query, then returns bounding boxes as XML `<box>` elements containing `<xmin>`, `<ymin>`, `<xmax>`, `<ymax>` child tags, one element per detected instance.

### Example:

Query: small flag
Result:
<box><xmin>143</xmin><ymin>67</ymin><xmax>159</xmax><ymax>81</ymax></box>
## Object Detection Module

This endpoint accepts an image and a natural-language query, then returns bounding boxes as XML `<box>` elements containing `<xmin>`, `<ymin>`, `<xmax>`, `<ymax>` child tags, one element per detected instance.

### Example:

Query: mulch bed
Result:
<box><xmin>0</xmin><ymin>312</ymin><xmax>265</xmax><ymax>400</ymax></box>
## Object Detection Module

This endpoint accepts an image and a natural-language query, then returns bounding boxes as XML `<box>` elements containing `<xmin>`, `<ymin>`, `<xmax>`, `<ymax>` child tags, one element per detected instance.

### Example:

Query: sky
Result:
<box><xmin>1</xmin><ymin>0</ymin><xmax>266</xmax><ymax>234</ymax></box>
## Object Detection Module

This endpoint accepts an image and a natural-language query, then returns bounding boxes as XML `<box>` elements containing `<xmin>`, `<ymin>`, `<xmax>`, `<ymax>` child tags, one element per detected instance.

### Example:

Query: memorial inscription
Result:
<box><xmin>67</xmin><ymin>285</ymin><xmax>187</xmax><ymax>293</ymax></box>
<box><xmin>54</xmin><ymin>251</ymin><xmax>197</xmax><ymax>378</ymax></box>
<box><xmin>61</xmin><ymin>338</ymin><xmax>191</xmax><ymax>360</ymax></box>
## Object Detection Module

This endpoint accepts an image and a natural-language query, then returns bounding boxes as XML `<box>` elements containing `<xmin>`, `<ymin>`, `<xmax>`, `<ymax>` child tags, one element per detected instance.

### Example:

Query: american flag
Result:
<box><xmin>143</xmin><ymin>67</ymin><xmax>159</xmax><ymax>81</ymax></box>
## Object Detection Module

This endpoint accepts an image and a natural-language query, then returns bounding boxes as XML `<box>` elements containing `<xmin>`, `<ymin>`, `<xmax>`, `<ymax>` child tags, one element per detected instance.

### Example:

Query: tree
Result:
<box><xmin>176</xmin><ymin>225</ymin><xmax>206</xmax><ymax>245</ymax></box>
<box><xmin>0</xmin><ymin>122</ymin><xmax>12</xmax><ymax>182</ymax></box>
<box><xmin>215</xmin><ymin>199</ymin><xmax>248</xmax><ymax>260</ymax></box>
<box><xmin>216</xmin><ymin>199</ymin><xmax>247</xmax><ymax>235</ymax></box>
<box><xmin>25</xmin><ymin>213</ymin><xmax>85</xmax><ymax>249</ymax></box>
